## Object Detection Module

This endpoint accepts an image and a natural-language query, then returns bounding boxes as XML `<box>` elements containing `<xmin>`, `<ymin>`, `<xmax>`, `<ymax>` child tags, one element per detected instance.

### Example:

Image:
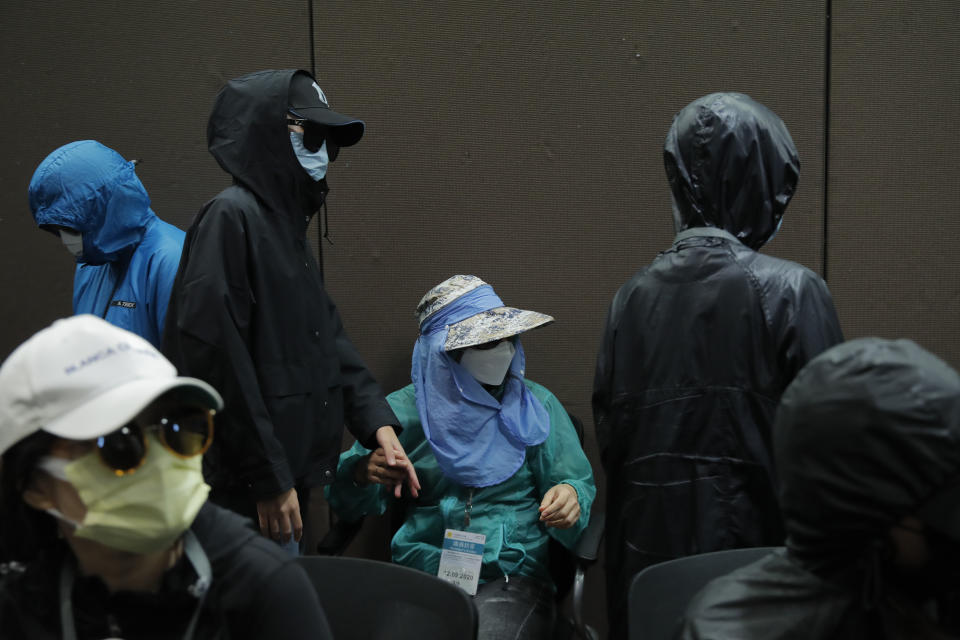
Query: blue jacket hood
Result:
<box><xmin>29</xmin><ymin>140</ymin><xmax>154</xmax><ymax>265</ymax></box>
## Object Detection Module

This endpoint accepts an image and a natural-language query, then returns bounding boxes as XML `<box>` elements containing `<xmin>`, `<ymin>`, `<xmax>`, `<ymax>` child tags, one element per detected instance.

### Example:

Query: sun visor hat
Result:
<box><xmin>288</xmin><ymin>72</ymin><xmax>365</xmax><ymax>148</ymax></box>
<box><xmin>416</xmin><ymin>275</ymin><xmax>555</xmax><ymax>352</ymax></box>
<box><xmin>0</xmin><ymin>315</ymin><xmax>223</xmax><ymax>456</ymax></box>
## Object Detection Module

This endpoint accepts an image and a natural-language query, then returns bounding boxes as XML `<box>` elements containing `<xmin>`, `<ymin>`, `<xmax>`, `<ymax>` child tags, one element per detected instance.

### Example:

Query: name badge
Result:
<box><xmin>438</xmin><ymin>529</ymin><xmax>485</xmax><ymax>595</ymax></box>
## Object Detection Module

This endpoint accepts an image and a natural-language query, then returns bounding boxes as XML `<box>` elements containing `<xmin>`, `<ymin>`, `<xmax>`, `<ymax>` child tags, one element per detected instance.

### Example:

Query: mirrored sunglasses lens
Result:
<box><xmin>160</xmin><ymin>410</ymin><xmax>212</xmax><ymax>457</ymax></box>
<box><xmin>98</xmin><ymin>423</ymin><xmax>146</xmax><ymax>474</ymax></box>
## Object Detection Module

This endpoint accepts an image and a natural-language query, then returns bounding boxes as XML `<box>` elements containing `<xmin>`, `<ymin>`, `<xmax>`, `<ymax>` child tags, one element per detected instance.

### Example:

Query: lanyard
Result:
<box><xmin>59</xmin><ymin>530</ymin><xmax>212</xmax><ymax>640</ymax></box>
<box><xmin>463</xmin><ymin>488</ymin><xmax>474</xmax><ymax>528</ymax></box>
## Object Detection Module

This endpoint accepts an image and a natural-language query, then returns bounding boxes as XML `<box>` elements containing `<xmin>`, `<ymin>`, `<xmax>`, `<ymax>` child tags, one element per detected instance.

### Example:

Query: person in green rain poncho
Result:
<box><xmin>328</xmin><ymin>275</ymin><xmax>596</xmax><ymax>640</ymax></box>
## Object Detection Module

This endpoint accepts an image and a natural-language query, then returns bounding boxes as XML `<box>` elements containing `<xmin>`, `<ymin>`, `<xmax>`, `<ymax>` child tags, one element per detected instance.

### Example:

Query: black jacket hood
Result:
<box><xmin>775</xmin><ymin>338</ymin><xmax>960</xmax><ymax>576</ymax></box>
<box><xmin>664</xmin><ymin>92</ymin><xmax>800</xmax><ymax>250</ymax></box>
<box><xmin>207</xmin><ymin>69</ymin><xmax>327</xmax><ymax>216</ymax></box>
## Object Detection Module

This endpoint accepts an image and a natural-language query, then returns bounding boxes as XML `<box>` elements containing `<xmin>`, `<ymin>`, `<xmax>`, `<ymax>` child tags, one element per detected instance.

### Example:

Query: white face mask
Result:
<box><xmin>460</xmin><ymin>340</ymin><xmax>517</xmax><ymax>386</ymax></box>
<box><xmin>290</xmin><ymin>131</ymin><xmax>329</xmax><ymax>181</ymax></box>
<box><xmin>59</xmin><ymin>229</ymin><xmax>83</xmax><ymax>258</ymax></box>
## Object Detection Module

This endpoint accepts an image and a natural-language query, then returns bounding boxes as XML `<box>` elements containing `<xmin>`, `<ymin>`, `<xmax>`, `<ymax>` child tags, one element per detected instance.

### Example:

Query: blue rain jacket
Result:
<box><xmin>29</xmin><ymin>140</ymin><xmax>184</xmax><ymax>348</ymax></box>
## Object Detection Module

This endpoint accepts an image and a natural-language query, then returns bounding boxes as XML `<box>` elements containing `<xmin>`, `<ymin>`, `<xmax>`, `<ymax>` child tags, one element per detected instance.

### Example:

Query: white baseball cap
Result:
<box><xmin>0</xmin><ymin>315</ymin><xmax>223</xmax><ymax>456</ymax></box>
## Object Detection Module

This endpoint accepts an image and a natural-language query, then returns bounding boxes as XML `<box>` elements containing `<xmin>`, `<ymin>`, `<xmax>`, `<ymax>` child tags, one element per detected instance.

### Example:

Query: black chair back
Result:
<box><xmin>628</xmin><ymin>546</ymin><xmax>780</xmax><ymax>640</ymax></box>
<box><xmin>297</xmin><ymin>556</ymin><xmax>478</xmax><ymax>640</ymax></box>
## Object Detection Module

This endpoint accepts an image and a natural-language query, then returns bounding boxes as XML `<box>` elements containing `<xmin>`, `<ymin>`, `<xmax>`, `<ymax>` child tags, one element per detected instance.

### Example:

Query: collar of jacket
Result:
<box><xmin>673</xmin><ymin>226</ymin><xmax>743</xmax><ymax>246</ymax></box>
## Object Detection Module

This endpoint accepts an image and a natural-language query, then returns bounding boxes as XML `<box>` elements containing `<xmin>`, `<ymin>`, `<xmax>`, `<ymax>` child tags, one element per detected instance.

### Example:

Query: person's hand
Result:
<box><xmin>538</xmin><ymin>483</ymin><xmax>580</xmax><ymax>529</ymax></box>
<box><xmin>355</xmin><ymin>447</ymin><xmax>411</xmax><ymax>488</ymax></box>
<box><xmin>256</xmin><ymin>487</ymin><xmax>302</xmax><ymax>543</ymax></box>
<box><xmin>374</xmin><ymin>425</ymin><xmax>422</xmax><ymax>498</ymax></box>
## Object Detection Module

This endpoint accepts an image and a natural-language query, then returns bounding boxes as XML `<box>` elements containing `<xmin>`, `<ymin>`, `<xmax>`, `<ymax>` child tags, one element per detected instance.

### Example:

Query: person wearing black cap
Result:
<box><xmin>592</xmin><ymin>92</ymin><xmax>843</xmax><ymax>639</ymax></box>
<box><xmin>679</xmin><ymin>338</ymin><xmax>960</xmax><ymax>639</ymax></box>
<box><xmin>163</xmin><ymin>69</ymin><xmax>419</xmax><ymax>554</ymax></box>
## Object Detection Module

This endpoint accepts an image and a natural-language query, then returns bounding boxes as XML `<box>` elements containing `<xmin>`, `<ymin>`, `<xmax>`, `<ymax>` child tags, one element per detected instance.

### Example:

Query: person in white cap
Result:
<box><xmin>0</xmin><ymin>315</ymin><xmax>331</xmax><ymax>639</ymax></box>
<box><xmin>328</xmin><ymin>275</ymin><xmax>596</xmax><ymax>640</ymax></box>
<box><xmin>163</xmin><ymin>68</ymin><xmax>418</xmax><ymax>554</ymax></box>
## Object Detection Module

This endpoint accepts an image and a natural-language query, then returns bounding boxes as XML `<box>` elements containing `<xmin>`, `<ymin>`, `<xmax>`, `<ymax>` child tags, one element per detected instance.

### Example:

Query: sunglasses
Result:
<box><xmin>95</xmin><ymin>408</ymin><xmax>215</xmax><ymax>476</ymax></box>
<box><xmin>287</xmin><ymin>116</ymin><xmax>341</xmax><ymax>160</ymax></box>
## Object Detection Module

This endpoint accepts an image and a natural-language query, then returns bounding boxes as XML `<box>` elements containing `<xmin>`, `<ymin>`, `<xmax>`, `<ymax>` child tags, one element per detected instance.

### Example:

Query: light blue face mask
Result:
<box><xmin>290</xmin><ymin>131</ymin><xmax>328</xmax><ymax>181</ymax></box>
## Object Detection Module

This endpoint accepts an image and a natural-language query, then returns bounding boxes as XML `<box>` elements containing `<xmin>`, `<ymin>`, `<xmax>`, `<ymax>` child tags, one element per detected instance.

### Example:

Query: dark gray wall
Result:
<box><xmin>828</xmin><ymin>0</ymin><xmax>960</xmax><ymax>364</ymax></box>
<box><xmin>1</xmin><ymin>1</ymin><xmax>956</xmax><ymax>635</ymax></box>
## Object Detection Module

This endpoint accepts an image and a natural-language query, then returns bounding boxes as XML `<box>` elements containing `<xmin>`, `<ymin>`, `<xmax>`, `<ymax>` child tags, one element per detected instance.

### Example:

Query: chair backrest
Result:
<box><xmin>296</xmin><ymin>555</ymin><xmax>478</xmax><ymax>640</ymax></box>
<box><xmin>628</xmin><ymin>546</ymin><xmax>780</xmax><ymax>640</ymax></box>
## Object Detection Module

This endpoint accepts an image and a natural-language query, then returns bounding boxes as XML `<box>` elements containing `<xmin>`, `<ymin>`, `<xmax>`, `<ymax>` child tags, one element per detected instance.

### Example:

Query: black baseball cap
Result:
<box><xmin>288</xmin><ymin>71</ymin><xmax>365</xmax><ymax>147</ymax></box>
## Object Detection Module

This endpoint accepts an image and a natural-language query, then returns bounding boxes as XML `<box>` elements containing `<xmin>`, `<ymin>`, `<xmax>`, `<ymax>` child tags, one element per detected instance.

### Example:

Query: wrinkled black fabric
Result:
<box><xmin>163</xmin><ymin>69</ymin><xmax>397</xmax><ymax>500</ymax></box>
<box><xmin>680</xmin><ymin>339</ymin><xmax>960</xmax><ymax>639</ymax></box>
<box><xmin>665</xmin><ymin>92</ymin><xmax>799</xmax><ymax>250</ymax></box>
<box><xmin>593</xmin><ymin>93</ymin><xmax>841</xmax><ymax>640</ymax></box>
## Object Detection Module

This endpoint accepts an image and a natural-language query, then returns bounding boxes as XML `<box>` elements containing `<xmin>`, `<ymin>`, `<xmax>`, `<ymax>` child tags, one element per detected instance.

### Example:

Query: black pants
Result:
<box><xmin>474</xmin><ymin>576</ymin><xmax>555</xmax><ymax>640</ymax></box>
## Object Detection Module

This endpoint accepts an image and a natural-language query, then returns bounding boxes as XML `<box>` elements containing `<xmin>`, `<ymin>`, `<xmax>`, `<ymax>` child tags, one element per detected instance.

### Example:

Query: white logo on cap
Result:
<box><xmin>312</xmin><ymin>82</ymin><xmax>328</xmax><ymax>106</ymax></box>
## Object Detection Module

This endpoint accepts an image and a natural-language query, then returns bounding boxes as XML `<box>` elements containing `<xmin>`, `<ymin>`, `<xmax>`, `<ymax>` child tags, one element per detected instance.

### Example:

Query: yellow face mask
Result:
<box><xmin>39</xmin><ymin>432</ymin><xmax>210</xmax><ymax>554</ymax></box>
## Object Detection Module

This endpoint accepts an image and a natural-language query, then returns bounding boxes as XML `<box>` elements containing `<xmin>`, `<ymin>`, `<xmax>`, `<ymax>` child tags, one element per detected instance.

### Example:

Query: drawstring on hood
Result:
<box><xmin>664</xmin><ymin>92</ymin><xmax>800</xmax><ymax>250</ymax></box>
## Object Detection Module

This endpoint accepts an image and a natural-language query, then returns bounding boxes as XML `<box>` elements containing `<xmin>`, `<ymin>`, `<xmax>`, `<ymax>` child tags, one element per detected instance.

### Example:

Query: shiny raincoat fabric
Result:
<box><xmin>593</xmin><ymin>93</ymin><xmax>843</xmax><ymax>639</ymax></box>
<box><xmin>162</xmin><ymin>69</ymin><xmax>397</xmax><ymax>500</ymax></box>
<box><xmin>327</xmin><ymin>380</ymin><xmax>595</xmax><ymax>586</ymax></box>
<box><xmin>29</xmin><ymin>140</ymin><xmax>184</xmax><ymax>348</ymax></box>
<box><xmin>680</xmin><ymin>338</ymin><xmax>960</xmax><ymax>639</ymax></box>
<box><xmin>665</xmin><ymin>92</ymin><xmax>799</xmax><ymax>249</ymax></box>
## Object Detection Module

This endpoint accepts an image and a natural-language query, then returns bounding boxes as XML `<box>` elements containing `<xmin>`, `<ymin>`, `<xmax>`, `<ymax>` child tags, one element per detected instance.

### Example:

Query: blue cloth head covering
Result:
<box><xmin>412</xmin><ymin>284</ymin><xmax>551</xmax><ymax>487</ymax></box>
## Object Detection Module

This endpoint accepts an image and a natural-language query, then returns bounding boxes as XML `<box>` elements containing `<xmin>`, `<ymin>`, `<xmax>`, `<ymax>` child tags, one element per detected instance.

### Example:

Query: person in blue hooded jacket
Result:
<box><xmin>28</xmin><ymin>140</ymin><xmax>184</xmax><ymax>348</ymax></box>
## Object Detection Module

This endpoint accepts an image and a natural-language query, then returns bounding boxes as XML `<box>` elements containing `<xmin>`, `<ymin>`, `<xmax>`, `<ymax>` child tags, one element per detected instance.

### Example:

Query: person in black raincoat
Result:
<box><xmin>592</xmin><ymin>92</ymin><xmax>843</xmax><ymax>639</ymax></box>
<box><xmin>163</xmin><ymin>69</ymin><xmax>419</xmax><ymax>552</ymax></box>
<box><xmin>680</xmin><ymin>338</ymin><xmax>960</xmax><ymax>639</ymax></box>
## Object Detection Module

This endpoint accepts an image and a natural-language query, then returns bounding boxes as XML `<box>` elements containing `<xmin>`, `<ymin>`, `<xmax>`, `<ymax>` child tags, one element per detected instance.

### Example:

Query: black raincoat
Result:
<box><xmin>163</xmin><ymin>70</ymin><xmax>397</xmax><ymax>501</ymax></box>
<box><xmin>593</xmin><ymin>93</ymin><xmax>843</xmax><ymax>638</ymax></box>
<box><xmin>680</xmin><ymin>338</ymin><xmax>960</xmax><ymax>639</ymax></box>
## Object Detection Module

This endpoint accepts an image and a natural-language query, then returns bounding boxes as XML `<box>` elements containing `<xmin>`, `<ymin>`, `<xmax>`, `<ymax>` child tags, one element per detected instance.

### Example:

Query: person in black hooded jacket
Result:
<box><xmin>593</xmin><ymin>92</ymin><xmax>843</xmax><ymax>639</ymax></box>
<box><xmin>163</xmin><ymin>69</ymin><xmax>419</xmax><ymax>552</ymax></box>
<box><xmin>680</xmin><ymin>338</ymin><xmax>960</xmax><ymax>639</ymax></box>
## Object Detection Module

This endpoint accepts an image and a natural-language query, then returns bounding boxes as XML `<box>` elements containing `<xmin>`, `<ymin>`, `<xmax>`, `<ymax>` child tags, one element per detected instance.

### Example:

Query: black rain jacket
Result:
<box><xmin>163</xmin><ymin>69</ymin><xmax>397</xmax><ymax>499</ymax></box>
<box><xmin>680</xmin><ymin>338</ymin><xmax>960</xmax><ymax>639</ymax></box>
<box><xmin>593</xmin><ymin>93</ymin><xmax>843</xmax><ymax>638</ymax></box>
